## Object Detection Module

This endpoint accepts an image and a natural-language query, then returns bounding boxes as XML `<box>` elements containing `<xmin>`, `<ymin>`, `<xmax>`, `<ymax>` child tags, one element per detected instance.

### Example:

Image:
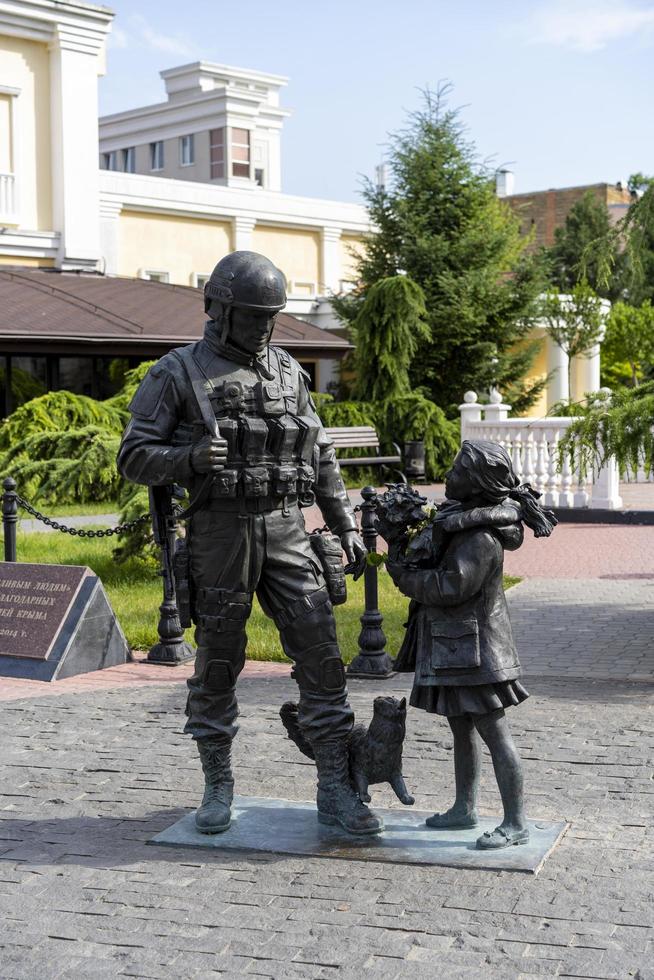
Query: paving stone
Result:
<box><xmin>0</xmin><ymin>571</ymin><xmax>652</xmax><ymax>978</ymax></box>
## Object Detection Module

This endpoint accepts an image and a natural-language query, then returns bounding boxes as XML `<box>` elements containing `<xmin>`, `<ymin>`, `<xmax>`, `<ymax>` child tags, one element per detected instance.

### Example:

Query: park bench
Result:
<box><xmin>324</xmin><ymin>426</ymin><xmax>407</xmax><ymax>483</ymax></box>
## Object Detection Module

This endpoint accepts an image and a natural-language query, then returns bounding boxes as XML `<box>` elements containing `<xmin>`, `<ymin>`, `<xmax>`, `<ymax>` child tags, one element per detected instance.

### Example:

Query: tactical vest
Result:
<box><xmin>173</xmin><ymin>346</ymin><xmax>320</xmax><ymax>505</ymax></box>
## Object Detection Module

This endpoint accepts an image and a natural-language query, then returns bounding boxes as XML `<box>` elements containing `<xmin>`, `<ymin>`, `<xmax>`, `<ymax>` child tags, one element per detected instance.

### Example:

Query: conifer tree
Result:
<box><xmin>333</xmin><ymin>85</ymin><xmax>547</xmax><ymax>414</ymax></box>
<box><xmin>351</xmin><ymin>275</ymin><xmax>429</xmax><ymax>402</ymax></box>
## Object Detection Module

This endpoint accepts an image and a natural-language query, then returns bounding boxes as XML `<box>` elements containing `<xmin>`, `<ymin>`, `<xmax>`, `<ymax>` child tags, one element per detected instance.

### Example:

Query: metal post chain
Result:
<box><xmin>12</xmin><ymin>495</ymin><xmax>151</xmax><ymax>538</ymax></box>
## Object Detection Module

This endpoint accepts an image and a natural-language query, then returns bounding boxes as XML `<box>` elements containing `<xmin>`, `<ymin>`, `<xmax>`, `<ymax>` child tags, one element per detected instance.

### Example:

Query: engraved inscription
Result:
<box><xmin>0</xmin><ymin>563</ymin><xmax>89</xmax><ymax>659</ymax></box>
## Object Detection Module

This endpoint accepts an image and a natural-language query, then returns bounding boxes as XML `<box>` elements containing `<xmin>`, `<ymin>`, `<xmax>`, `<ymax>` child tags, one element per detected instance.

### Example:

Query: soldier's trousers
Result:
<box><xmin>184</xmin><ymin>502</ymin><xmax>354</xmax><ymax>744</ymax></box>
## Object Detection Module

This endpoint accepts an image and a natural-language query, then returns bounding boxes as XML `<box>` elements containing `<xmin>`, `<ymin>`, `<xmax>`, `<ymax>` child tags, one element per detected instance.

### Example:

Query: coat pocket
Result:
<box><xmin>428</xmin><ymin>619</ymin><xmax>480</xmax><ymax>672</ymax></box>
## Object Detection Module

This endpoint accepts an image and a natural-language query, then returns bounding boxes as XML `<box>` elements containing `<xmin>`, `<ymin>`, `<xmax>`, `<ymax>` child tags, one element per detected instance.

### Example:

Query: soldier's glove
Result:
<box><xmin>340</xmin><ymin>529</ymin><xmax>366</xmax><ymax>565</ymax></box>
<box><xmin>190</xmin><ymin>435</ymin><xmax>229</xmax><ymax>474</ymax></box>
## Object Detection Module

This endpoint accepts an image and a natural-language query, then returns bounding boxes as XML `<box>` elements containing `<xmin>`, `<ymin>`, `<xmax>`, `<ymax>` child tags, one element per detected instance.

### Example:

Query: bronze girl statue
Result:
<box><xmin>383</xmin><ymin>440</ymin><xmax>556</xmax><ymax>850</ymax></box>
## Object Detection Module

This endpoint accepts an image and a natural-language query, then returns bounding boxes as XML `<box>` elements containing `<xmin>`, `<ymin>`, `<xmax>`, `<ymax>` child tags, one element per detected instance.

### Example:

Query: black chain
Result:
<box><xmin>311</xmin><ymin>503</ymin><xmax>363</xmax><ymax>536</ymax></box>
<box><xmin>16</xmin><ymin>498</ymin><xmax>364</xmax><ymax>540</ymax></box>
<box><xmin>15</xmin><ymin>495</ymin><xmax>151</xmax><ymax>539</ymax></box>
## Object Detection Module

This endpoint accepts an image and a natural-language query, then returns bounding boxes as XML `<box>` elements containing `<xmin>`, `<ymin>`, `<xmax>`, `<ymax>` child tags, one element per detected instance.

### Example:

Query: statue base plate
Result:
<box><xmin>149</xmin><ymin>796</ymin><xmax>568</xmax><ymax>874</ymax></box>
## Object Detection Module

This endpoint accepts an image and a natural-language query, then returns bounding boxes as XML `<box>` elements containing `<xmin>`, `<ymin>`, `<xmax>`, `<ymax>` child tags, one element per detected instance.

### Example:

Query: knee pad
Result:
<box><xmin>292</xmin><ymin>643</ymin><xmax>346</xmax><ymax>694</ymax></box>
<box><xmin>202</xmin><ymin>648</ymin><xmax>246</xmax><ymax>691</ymax></box>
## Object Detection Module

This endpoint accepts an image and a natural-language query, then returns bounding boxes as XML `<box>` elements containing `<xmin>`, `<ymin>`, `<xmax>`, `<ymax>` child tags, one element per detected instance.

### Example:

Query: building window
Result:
<box><xmin>289</xmin><ymin>280</ymin><xmax>317</xmax><ymax>297</ymax></box>
<box><xmin>192</xmin><ymin>273</ymin><xmax>210</xmax><ymax>288</ymax></box>
<box><xmin>180</xmin><ymin>134</ymin><xmax>195</xmax><ymax>166</ymax></box>
<box><xmin>122</xmin><ymin>147</ymin><xmax>135</xmax><ymax>173</ymax></box>
<box><xmin>254</xmin><ymin>168</ymin><xmax>264</xmax><ymax>187</ymax></box>
<box><xmin>103</xmin><ymin>151</ymin><xmax>118</xmax><ymax>171</ymax></box>
<box><xmin>143</xmin><ymin>270</ymin><xmax>169</xmax><ymax>283</ymax></box>
<box><xmin>150</xmin><ymin>140</ymin><xmax>164</xmax><ymax>171</ymax></box>
<box><xmin>209</xmin><ymin>128</ymin><xmax>225</xmax><ymax>180</ymax></box>
<box><xmin>298</xmin><ymin>361</ymin><xmax>317</xmax><ymax>390</ymax></box>
<box><xmin>231</xmin><ymin>128</ymin><xmax>250</xmax><ymax>178</ymax></box>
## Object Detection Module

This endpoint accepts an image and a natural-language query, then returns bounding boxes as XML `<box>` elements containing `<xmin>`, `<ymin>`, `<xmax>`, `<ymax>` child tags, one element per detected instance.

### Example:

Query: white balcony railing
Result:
<box><xmin>459</xmin><ymin>390</ymin><xmax>623</xmax><ymax>510</ymax></box>
<box><xmin>0</xmin><ymin>172</ymin><xmax>16</xmax><ymax>222</ymax></box>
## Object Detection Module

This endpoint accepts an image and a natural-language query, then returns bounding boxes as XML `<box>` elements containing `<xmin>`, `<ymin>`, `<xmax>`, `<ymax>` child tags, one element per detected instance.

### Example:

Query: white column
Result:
<box><xmin>49</xmin><ymin>26</ymin><xmax>108</xmax><ymax>270</ymax></box>
<box><xmin>546</xmin><ymin>334</ymin><xmax>569</xmax><ymax>408</ymax></box>
<box><xmin>99</xmin><ymin>199</ymin><xmax>121</xmax><ymax>275</ymax></box>
<box><xmin>233</xmin><ymin>216</ymin><xmax>255</xmax><ymax>252</ymax></box>
<box><xmin>320</xmin><ymin>226</ymin><xmax>342</xmax><ymax>296</ymax></box>
<box><xmin>571</xmin><ymin>343</ymin><xmax>601</xmax><ymax>401</ymax></box>
<box><xmin>459</xmin><ymin>391</ymin><xmax>482</xmax><ymax>444</ymax></box>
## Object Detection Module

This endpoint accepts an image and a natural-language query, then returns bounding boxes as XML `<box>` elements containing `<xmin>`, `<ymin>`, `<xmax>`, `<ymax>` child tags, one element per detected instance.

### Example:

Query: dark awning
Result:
<box><xmin>0</xmin><ymin>267</ymin><xmax>352</xmax><ymax>359</ymax></box>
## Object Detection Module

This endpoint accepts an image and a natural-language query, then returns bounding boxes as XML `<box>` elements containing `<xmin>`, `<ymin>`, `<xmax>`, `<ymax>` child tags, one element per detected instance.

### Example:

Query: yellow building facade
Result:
<box><xmin>0</xmin><ymin>2</ymin><xmax>604</xmax><ymax>412</ymax></box>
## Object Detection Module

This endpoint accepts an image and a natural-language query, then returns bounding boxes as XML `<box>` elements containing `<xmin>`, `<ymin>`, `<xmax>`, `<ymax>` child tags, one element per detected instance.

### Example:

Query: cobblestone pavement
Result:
<box><xmin>508</xmin><ymin>578</ymin><xmax>654</xmax><ymax>682</ymax></box>
<box><xmin>2</xmin><ymin>514</ymin><xmax>654</xmax><ymax>977</ymax></box>
<box><xmin>0</xmin><ymin>668</ymin><xmax>652</xmax><ymax>978</ymax></box>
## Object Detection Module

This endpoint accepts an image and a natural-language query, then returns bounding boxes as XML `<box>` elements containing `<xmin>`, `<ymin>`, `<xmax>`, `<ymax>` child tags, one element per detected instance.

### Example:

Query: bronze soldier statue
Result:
<box><xmin>117</xmin><ymin>251</ymin><xmax>382</xmax><ymax>836</ymax></box>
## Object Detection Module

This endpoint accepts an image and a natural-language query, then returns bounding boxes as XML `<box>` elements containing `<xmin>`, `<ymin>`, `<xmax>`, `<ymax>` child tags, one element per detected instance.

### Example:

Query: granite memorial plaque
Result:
<box><xmin>0</xmin><ymin>562</ymin><xmax>131</xmax><ymax>681</ymax></box>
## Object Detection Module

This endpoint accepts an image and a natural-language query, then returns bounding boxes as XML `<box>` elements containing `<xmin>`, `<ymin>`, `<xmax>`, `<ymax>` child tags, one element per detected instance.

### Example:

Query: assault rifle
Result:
<box><xmin>148</xmin><ymin>484</ymin><xmax>193</xmax><ymax>649</ymax></box>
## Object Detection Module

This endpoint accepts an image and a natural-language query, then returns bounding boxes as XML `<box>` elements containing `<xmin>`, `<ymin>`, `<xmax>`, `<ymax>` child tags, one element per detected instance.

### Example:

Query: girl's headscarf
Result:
<box><xmin>458</xmin><ymin>440</ymin><xmax>557</xmax><ymax>538</ymax></box>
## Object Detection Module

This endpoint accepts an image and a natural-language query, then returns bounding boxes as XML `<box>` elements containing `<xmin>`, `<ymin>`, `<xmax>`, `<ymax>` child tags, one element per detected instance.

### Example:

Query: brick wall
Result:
<box><xmin>504</xmin><ymin>183</ymin><xmax>633</xmax><ymax>250</ymax></box>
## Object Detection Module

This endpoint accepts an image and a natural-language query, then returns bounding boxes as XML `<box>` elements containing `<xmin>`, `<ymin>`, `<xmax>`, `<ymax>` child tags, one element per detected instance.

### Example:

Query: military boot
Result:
<box><xmin>195</xmin><ymin>737</ymin><xmax>234</xmax><ymax>834</ymax></box>
<box><xmin>312</xmin><ymin>739</ymin><xmax>384</xmax><ymax>835</ymax></box>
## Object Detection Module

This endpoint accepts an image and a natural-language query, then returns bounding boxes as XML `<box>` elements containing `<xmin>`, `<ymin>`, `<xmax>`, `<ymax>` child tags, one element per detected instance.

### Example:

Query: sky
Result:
<box><xmin>98</xmin><ymin>0</ymin><xmax>654</xmax><ymax>205</ymax></box>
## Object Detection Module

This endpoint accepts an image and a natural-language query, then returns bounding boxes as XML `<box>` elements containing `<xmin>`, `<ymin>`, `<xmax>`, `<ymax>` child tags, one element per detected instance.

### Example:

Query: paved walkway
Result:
<box><xmin>1</xmin><ymin>510</ymin><xmax>653</xmax><ymax>977</ymax></box>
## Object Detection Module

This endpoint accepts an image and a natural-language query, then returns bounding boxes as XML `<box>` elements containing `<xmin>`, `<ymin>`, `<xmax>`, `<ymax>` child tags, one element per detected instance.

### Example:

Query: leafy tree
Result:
<box><xmin>602</xmin><ymin>301</ymin><xmax>654</xmax><ymax>387</ymax></box>
<box><xmin>333</xmin><ymin>85</ymin><xmax>547</xmax><ymax>414</ymax></box>
<box><xmin>586</xmin><ymin>177</ymin><xmax>654</xmax><ymax>306</ymax></box>
<box><xmin>547</xmin><ymin>191</ymin><xmax>620</xmax><ymax>298</ymax></box>
<box><xmin>539</xmin><ymin>284</ymin><xmax>606</xmax><ymax>401</ymax></box>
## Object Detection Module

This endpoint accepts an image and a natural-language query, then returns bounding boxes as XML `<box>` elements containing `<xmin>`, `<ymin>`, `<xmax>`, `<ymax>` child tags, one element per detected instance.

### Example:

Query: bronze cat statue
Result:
<box><xmin>280</xmin><ymin>695</ymin><xmax>414</xmax><ymax>806</ymax></box>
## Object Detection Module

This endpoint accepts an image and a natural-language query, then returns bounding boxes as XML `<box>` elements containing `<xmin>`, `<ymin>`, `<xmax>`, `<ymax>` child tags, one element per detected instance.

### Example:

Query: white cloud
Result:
<box><xmin>110</xmin><ymin>14</ymin><xmax>197</xmax><ymax>59</ymax></box>
<box><xmin>107</xmin><ymin>25</ymin><xmax>129</xmax><ymax>50</ymax></box>
<box><xmin>521</xmin><ymin>0</ymin><xmax>654</xmax><ymax>52</ymax></box>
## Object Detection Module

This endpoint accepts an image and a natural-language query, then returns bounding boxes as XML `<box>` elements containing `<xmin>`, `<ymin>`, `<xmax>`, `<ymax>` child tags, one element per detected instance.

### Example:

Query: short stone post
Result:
<box><xmin>459</xmin><ymin>391</ymin><xmax>482</xmax><ymax>444</ymax></box>
<box><xmin>590</xmin><ymin>458</ymin><xmax>623</xmax><ymax>511</ymax></box>
<box><xmin>483</xmin><ymin>388</ymin><xmax>511</xmax><ymax>423</ymax></box>
<box><xmin>347</xmin><ymin>486</ymin><xmax>394</xmax><ymax>679</ymax></box>
<box><xmin>2</xmin><ymin>477</ymin><xmax>18</xmax><ymax>563</ymax></box>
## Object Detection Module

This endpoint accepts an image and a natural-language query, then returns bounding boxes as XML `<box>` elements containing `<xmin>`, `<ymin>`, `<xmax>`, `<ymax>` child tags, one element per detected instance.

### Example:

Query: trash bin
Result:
<box><xmin>404</xmin><ymin>440</ymin><xmax>426</xmax><ymax>481</ymax></box>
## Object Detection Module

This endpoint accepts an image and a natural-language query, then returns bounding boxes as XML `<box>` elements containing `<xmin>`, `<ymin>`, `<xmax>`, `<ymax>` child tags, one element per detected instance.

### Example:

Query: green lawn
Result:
<box><xmin>4</xmin><ymin>530</ymin><xmax>520</xmax><ymax>662</ymax></box>
<box><xmin>17</xmin><ymin>500</ymin><xmax>121</xmax><ymax>519</ymax></box>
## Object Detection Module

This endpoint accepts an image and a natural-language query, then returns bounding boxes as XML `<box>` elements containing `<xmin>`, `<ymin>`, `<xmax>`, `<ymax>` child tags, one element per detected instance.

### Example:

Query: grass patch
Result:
<box><xmin>16</xmin><ymin>500</ymin><xmax>120</xmax><ymax>519</ymax></box>
<box><xmin>4</xmin><ymin>530</ymin><xmax>520</xmax><ymax>662</ymax></box>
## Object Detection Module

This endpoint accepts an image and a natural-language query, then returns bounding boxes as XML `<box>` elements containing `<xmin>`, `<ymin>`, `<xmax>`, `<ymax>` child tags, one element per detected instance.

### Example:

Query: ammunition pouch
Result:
<box><xmin>194</xmin><ymin>587</ymin><xmax>252</xmax><ymax>633</ymax></box>
<box><xmin>309</xmin><ymin>533</ymin><xmax>347</xmax><ymax>606</ymax></box>
<box><xmin>173</xmin><ymin>538</ymin><xmax>193</xmax><ymax>628</ymax></box>
<box><xmin>272</xmin><ymin>464</ymin><xmax>297</xmax><ymax>497</ymax></box>
<box><xmin>242</xmin><ymin>465</ymin><xmax>269</xmax><ymax>498</ymax></box>
<box><xmin>212</xmin><ymin>468</ymin><xmax>239</xmax><ymax>498</ymax></box>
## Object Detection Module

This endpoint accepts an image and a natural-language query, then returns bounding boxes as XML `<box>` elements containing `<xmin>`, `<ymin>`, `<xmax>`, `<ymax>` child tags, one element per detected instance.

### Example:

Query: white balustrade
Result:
<box><xmin>0</xmin><ymin>173</ymin><xmax>16</xmax><ymax>221</ymax></box>
<box><xmin>458</xmin><ymin>391</ymin><xmax>623</xmax><ymax>509</ymax></box>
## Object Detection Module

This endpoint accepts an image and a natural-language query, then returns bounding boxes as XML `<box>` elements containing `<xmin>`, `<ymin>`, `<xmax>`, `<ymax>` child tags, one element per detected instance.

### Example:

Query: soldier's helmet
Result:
<box><xmin>204</xmin><ymin>251</ymin><xmax>286</xmax><ymax>317</ymax></box>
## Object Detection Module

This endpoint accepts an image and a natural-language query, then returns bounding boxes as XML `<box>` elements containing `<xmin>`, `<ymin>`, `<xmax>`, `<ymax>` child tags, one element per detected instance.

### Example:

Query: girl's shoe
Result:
<box><xmin>425</xmin><ymin>809</ymin><xmax>478</xmax><ymax>829</ymax></box>
<box><xmin>476</xmin><ymin>826</ymin><xmax>530</xmax><ymax>849</ymax></box>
